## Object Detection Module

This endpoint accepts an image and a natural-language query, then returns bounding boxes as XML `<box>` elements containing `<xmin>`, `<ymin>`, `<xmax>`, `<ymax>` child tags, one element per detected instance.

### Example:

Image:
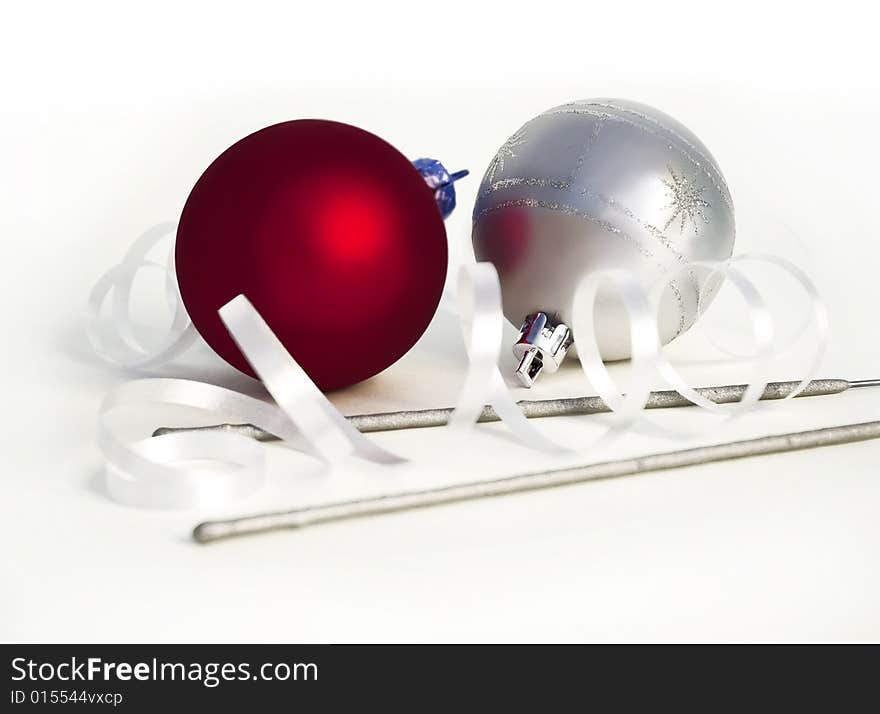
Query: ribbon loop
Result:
<box><xmin>91</xmin><ymin>225</ymin><xmax>829</xmax><ymax>510</ymax></box>
<box><xmin>88</xmin><ymin>222</ymin><xmax>197</xmax><ymax>368</ymax></box>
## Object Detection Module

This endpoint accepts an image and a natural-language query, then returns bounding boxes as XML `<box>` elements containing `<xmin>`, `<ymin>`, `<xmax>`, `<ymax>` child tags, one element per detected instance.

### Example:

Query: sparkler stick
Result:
<box><xmin>155</xmin><ymin>378</ymin><xmax>878</xmax><ymax>441</ymax></box>
<box><xmin>193</xmin><ymin>418</ymin><xmax>880</xmax><ymax>543</ymax></box>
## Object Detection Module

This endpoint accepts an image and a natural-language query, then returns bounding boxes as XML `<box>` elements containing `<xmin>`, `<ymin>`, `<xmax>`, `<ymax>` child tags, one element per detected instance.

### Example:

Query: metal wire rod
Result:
<box><xmin>155</xmin><ymin>378</ymin><xmax>867</xmax><ymax>441</ymax></box>
<box><xmin>193</xmin><ymin>418</ymin><xmax>880</xmax><ymax>543</ymax></box>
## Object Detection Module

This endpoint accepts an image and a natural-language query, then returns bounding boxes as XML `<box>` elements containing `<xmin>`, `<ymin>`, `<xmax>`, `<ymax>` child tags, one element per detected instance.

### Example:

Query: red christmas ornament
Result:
<box><xmin>176</xmin><ymin>120</ymin><xmax>449</xmax><ymax>391</ymax></box>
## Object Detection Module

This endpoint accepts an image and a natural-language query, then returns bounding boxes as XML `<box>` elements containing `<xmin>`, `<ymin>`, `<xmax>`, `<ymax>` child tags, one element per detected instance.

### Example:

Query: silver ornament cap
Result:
<box><xmin>512</xmin><ymin>312</ymin><xmax>573</xmax><ymax>387</ymax></box>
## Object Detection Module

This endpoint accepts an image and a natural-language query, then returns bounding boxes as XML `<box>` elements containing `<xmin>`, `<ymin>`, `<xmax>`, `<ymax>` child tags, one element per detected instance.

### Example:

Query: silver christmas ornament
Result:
<box><xmin>472</xmin><ymin>99</ymin><xmax>735</xmax><ymax>386</ymax></box>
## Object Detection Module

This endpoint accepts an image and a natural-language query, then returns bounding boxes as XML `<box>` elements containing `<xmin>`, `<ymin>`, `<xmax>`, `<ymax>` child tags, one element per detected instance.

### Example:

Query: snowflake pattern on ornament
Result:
<box><xmin>662</xmin><ymin>166</ymin><xmax>711</xmax><ymax>235</ymax></box>
<box><xmin>487</xmin><ymin>128</ymin><xmax>527</xmax><ymax>184</ymax></box>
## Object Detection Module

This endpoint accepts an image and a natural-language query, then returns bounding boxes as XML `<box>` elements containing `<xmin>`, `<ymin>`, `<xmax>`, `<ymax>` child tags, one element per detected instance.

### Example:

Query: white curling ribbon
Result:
<box><xmin>218</xmin><ymin>295</ymin><xmax>403</xmax><ymax>466</ymax></box>
<box><xmin>92</xmin><ymin>228</ymin><xmax>828</xmax><ymax>509</ymax></box>
<box><xmin>101</xmin><ymin>380</ymin><xmax>268</xmax><ymax>509</ymax></box>
<box><xmin>448</xmin><ymin>262</ymin><xmax>563</xmax><ymax>452</ymax></box>
<box><xmin>449</xmin><ymin>263</ymin><xmax>665</xmax><ymax>451</ymax></box>
<box><xmin>100</xmin><ymin>373</ymin><xmax>324</xmax><ymax>509</ymax></box>
<box><xmin>726</xmin><ymin>252</ymin><xmax>829</xmax><ymax>399</ymax></box>
<box><xmin>88</xmin><ymin>222</ymin><xmax>197</xmax><ymax>369</ymax></box>
<box><xmin>99</xmin><ymin>296</ymin><xmax>405</xmax><ymax>509</ymax></box>
<box><xmin>648</xmin><ymin>255</ymin><xmax>828</xmax><ymax>426</ymax></box>
<box><xmin>450</xmin><ymin>257</ymin><xmax>825</xmax><ymax>446</ymax></box>
<box><xmin>578</xmin><ymin>255</ymin><xmax>828</xmax><ymax>440</ymax></box>
<box><xmin>681</xmin><ymin>252</ymin><xmax>827</xmax><ymax>395</ymax></box>
<box><xmin>638</xmin><ymin>261</ymin><xmax>774</xmax><ymax>428</ymax></box>
<box><xmin>570</xmin><ymin>268</ymin><xmax>663</xmax><ymax>425</ymax></box>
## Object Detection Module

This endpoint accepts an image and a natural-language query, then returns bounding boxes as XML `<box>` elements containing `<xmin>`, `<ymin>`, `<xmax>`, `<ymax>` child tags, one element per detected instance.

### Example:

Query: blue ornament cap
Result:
<box><xmin>412</xmin><ymin>157</ymin><xmax>469</xmax><ymax>220</ymax></box>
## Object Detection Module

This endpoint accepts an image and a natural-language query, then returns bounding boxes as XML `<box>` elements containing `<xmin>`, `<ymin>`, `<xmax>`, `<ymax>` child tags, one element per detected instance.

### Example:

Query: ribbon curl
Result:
<box><xmin>90</xmin><ymin>224</ymin><xmax>828</xmax><ymax>509</ymax></box>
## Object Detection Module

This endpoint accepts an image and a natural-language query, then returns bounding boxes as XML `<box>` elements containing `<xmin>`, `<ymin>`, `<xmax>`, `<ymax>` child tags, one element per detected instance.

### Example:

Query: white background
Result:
<box><xmin>2</xmin><ymin>1</ymin><xmax>879</xmax><ymax>642</ymax></box>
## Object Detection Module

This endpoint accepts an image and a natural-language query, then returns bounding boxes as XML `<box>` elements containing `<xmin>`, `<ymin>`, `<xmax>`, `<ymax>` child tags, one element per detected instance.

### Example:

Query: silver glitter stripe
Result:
<box><xmin>569</xmin><ymin>101</ymin><xmax>731</xmax><ymax>193</ymax></box>
<box><xmin>474</xmin><ymin>198</ymin><xmax>657</xmax><ymax>261</ymax></box>
<box><xmin>667</xmin><ymin>279</ymin><xmax>686</xmax><ymax>337</ymax></box>
<box><xmin>545</xmin><ymin>106</ymin><xmax>733</xmax><ymax>211</ymax></box>
<box><xmin>581</xmin><ymin>186</ymin><xmax>697</xmax><ymax>336</ymax></box>
<box><xmin>475</xmin><ymin>190</ymin><xmax>699</xmax><ymax>336</ymax></box>
<box><xmin>484</xmin><ymin>173</ymin><xmax>691</xmax><ymax>267</ymax></box>
<box><xmin>488</xmin><ymin>177</ymin><xmax>570</xmax><ymax>192</ymax></box>
<box><xmin>577</xmin><ymin>186</ymin><xmax>687</xmax><ymax>263</ymax></box>
<box><xmin>485</xmin><ymin>127</ymin><xmax>528</xmax><ymax>184</ymax></box>
<box><xmin>568</xmin><ymin>116</ymin><xmax>605</xmax><ymax>182</ymax></box>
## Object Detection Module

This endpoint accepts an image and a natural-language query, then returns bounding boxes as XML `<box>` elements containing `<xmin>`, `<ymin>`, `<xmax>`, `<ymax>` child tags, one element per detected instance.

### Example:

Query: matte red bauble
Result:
<box><xmin>175</xmin><ymin>120</ymin><xmax>449</xmax><ymax>391</ymax></box>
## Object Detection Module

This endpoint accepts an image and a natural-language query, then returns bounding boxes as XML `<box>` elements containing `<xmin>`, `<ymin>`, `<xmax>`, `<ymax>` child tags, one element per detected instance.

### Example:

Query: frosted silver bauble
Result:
<box><xmin>472</xmin><ymin>99</ymin><xmax>735</xmax><ymax>386</ymax></box>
